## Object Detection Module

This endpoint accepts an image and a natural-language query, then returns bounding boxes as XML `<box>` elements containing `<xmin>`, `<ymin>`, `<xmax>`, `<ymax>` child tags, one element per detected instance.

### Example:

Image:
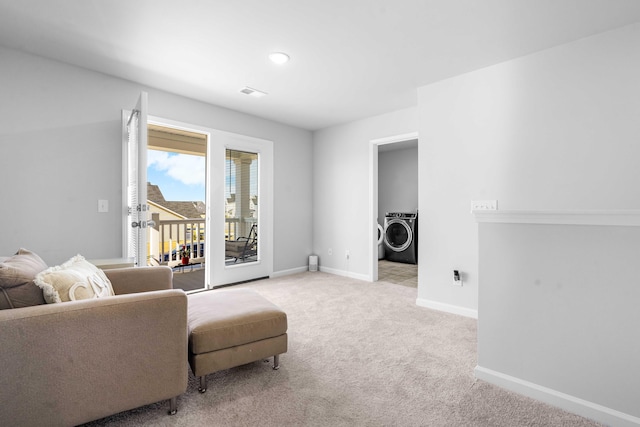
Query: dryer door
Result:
<box><xmin>384</xmin><ymin>219</ymin><xmax>413</xmax><ymax>252</ymax></box>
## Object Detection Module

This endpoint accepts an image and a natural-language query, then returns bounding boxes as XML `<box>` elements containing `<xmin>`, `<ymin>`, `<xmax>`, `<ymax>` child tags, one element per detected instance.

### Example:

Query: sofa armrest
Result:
<box><xmin>0</xmin><ymin>289</ymin><xmax>188</xmax><ymax>426</ymax></box>
<box><xmin>105</xmin><ymin>265</ymin><xmax>173</xmax><ymax>294</ymax></box>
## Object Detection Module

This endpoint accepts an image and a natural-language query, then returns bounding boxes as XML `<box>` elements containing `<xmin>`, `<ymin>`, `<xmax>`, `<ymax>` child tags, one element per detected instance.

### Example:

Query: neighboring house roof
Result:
<box><xmin>147</xmin><ymin>182</ymin><xmax>205</xmax><ymax>219</ymax></box>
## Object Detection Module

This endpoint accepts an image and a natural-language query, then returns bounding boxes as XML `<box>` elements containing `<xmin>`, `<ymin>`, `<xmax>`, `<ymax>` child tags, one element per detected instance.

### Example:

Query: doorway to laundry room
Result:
<box><xmin>374</xmin><ymin>137</ymin><xmax>419</xmax><ymax>287</ymax></box>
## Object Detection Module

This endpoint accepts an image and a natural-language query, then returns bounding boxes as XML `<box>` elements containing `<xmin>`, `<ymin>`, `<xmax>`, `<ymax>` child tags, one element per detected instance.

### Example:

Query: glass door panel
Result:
<box><xmin>225</xmin><ymin>149</ymin><xmax>259</xmax><ymax>265</ymax></box>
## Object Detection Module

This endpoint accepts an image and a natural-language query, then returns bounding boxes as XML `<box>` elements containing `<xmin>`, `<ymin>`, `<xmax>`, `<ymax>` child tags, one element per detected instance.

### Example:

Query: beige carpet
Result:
<box><xmin>82</xmin><ymin>272</ymin><xmax>601</xmax><ymax>426</ymax></box>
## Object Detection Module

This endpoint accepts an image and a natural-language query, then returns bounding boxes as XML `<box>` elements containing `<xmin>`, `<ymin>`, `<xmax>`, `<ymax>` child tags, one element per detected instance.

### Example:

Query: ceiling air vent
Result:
<box><xmin>239</xmin><ymin>86</ymin><xmax>268</xmax><ymax>98</ymax></box>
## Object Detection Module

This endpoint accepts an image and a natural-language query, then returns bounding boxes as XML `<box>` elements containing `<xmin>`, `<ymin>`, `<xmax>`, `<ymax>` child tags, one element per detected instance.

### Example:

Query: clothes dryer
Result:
<box><xmin>377</xmin><ymin>223</ymin><xmax>385</xmax><ymax>260</ymax></box>
<box><xmin>383</xmin><ymin>212</ymin><xmax>418</xmax><ymax>264</ymax></box>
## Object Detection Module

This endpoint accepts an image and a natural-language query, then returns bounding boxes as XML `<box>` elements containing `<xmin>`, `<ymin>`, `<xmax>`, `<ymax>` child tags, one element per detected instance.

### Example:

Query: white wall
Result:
<box><xmin>0</xmin><ymin>46</ymin><xmax>313</xmax><ymax>272</ymax></box>
<box><xmin>312</xmin><ymin>107</ymin><xmax>417</xmax><ymax>278</ymax></box>
<box><xmin>417</xmin><ymin>23</ymin><xmax>640</xmax><ymax>316</ymax></box>
<box><xmin>378</xmin><ymin>146</ymin><xmax>418</xmax><ymax>223</ymax></box>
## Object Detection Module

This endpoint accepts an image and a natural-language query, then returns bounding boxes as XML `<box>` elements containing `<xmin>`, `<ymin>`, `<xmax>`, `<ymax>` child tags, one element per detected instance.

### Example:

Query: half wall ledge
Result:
<box><xmin>473</xmin><ymin>209</ymin><xmax>640</xmax><ymax>227</ymax></box>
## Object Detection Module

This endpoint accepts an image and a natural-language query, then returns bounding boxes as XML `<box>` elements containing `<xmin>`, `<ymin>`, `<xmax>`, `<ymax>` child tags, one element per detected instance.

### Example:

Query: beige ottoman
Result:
<box><xmin>187</xmin><ymin>288</ymin><xmax>288</xmax><ymax>393</ymax></box>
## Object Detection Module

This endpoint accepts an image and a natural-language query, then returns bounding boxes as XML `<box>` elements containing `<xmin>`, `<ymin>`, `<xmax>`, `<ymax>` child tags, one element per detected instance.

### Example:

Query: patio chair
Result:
<box><xmin>225</xmin><ymin>224</ymin><xmax>257</xmax><ymax>262</ymax></box>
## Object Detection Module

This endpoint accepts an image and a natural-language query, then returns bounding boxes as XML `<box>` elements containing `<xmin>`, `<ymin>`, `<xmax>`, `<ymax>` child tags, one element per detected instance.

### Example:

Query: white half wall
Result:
<box><xmin>417</xmin><ymin>23</ymin><xmax>640</xmax><ymax>315</ymax></box>
<box><xmin>0</xmin><ymin>46</ymin><xmax>313</xmax><ymax>271</ymax></box>
<box><xmin>477</xmin><ymin>214</ymin><xmax>640</xmax><ymax>425</ymax></box>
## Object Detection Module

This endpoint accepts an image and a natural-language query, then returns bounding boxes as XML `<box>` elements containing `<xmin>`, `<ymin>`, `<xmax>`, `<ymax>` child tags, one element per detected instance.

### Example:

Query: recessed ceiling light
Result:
<box><xmin>268</xmin><ymin>52</ymin><xmax>290</xmax><ymax>64</ymax></box>
<box><xmin>239</xmin><ymin>86</ymin><xmax>268</xmax><ymax>98</ymax></box>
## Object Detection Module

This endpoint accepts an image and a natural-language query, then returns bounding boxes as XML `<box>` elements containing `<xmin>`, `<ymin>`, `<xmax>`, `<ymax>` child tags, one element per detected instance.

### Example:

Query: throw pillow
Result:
<box><xmin>35</xmin><ymin>255</ymin><xmax>115</xmax><ymax>303</ymax></box>
<box><xmin>0</xmin><ymin>248</ymin><xmax>48</xmax><ymax>310</ymax></box>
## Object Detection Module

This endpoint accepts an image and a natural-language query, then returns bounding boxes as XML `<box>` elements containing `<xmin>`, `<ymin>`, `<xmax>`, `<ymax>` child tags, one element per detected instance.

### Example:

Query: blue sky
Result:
<box><xmin>147</xmin><ymin>150</ymin><xmax>205</xmax><ymax>202</ymax></box>
<box><xmin>147</xmin><ymin>150</ymin><xmax>257</xmax><ymax>203</ymax></box>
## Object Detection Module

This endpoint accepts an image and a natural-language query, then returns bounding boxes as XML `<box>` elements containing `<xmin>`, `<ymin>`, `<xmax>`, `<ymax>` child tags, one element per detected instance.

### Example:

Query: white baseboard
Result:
<box><xmin>475</xmin><ymin>366</ymin><xmax>640</xmax><ymax>427</ymax></box>
<box><xmin>270</xmin><ymin>266</ymin><xmax>309</xmax><ymax>278</ymax></box>
<box><xmin>320</xmin><ymin>266</ymin><xmax>370</xmax><ymax>281</ymax></box>
<box><xmin>270</xmin><ymin>265</ymin><xmax>375</xmax><ymax>282</ymax></box>
<box><xmin>415</xmin><ymin>297</ymin><xmax>478</xmax><ymax>319</ymax></box>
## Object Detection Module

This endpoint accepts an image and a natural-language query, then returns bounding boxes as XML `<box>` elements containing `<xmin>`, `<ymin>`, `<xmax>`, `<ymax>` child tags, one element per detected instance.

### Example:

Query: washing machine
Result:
<box><xmin>383</xmin><ymin>212</ymin><xmax>418</xmax><ymax>264</ymax></box>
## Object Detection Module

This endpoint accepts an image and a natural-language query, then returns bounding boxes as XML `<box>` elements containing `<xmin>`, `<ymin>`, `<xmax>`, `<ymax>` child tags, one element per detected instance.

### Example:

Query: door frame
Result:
<box><xmin>368</xmin><ymin>132</ymin><xmax>419</xmax><ymax>282</ymax></box>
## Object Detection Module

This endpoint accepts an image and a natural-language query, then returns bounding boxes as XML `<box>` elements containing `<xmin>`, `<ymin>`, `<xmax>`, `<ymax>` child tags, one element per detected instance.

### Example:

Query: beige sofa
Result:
<box><xmin>0</xmin><ymin>265</ymin><xmax>188</xmax><ymax>427</ymax></box>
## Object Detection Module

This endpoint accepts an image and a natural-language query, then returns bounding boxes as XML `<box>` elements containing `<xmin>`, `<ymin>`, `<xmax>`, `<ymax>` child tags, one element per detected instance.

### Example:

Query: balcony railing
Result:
<box><xmin>148</xmin><ymin>216</ymin><xmax>206</xmax><ymax>267</ymax></box>
<box><xmin>148</xmin><ymin>214</ymin><xmax>257</xmax><ymax>267</ymax></box>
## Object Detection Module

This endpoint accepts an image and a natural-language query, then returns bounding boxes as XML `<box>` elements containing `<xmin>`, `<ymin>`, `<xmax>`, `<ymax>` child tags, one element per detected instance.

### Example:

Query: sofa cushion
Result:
<box><xmin>34</xmin><ymin>255</ymin><xmax>115</xmax><ymax>303</ymax></box>
<box><xmin>0</xmin><ymin>248</ymin><xmax>48</xmax><ymax>310</ymax></box>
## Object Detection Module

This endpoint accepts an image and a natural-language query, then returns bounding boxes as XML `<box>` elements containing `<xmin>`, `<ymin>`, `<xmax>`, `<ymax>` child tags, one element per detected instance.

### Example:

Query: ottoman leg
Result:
<box><xmin>198</xmin><ymin>376</ymin><xmax>207</xmax><ymax>393</ymax></box>
<box><xmin>168</xmin><ymin>397</ymin><xmax>177</xmax><ymax>415</ymax></box>
<box><xmin>273</xmin><ymin>354</ymin><xmax>280</xmax><ymax>370</ymax></box>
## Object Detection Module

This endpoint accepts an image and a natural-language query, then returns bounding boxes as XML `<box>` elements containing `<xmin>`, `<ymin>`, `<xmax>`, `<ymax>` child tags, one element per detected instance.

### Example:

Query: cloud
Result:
<box><xmin>148</xmin><ymin>150</ymin><xmax>205</xmax><ymax>186</ymax></box>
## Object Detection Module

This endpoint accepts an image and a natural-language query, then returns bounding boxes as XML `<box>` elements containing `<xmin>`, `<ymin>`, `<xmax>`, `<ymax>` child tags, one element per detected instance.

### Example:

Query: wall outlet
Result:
<box><xmin>345</xmin><ymin>250</ymin><xmax>350</xmax><ymax>260</ymax></box>
<box><xmin>453</xmin><ymin>270</ymin><xmax>463</xmax><ymax>287</ymax></box>
<box><xmin>470</xmin><ymin>200</ymin><xmax>497</xmax><ymax>212</ymax></box>
<box><xmin>328</xmin><ymin>248</ymin><xmax>332</xmax><ymax>256</ymax></box>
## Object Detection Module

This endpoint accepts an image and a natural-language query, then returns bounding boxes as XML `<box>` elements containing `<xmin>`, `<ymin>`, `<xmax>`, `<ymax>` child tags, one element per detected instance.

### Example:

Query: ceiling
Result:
<box><xmin>1</xmin><ymin>1</ymin><xmax>640</xmax><ymax>131</ymax></box>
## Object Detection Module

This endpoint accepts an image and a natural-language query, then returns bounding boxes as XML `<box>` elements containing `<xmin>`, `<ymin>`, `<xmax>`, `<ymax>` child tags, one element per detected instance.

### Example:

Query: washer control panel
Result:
<box><xmin>385</xmin><ymin>212</ymin><xmax>416</xmax><ymax>219</ymax></box>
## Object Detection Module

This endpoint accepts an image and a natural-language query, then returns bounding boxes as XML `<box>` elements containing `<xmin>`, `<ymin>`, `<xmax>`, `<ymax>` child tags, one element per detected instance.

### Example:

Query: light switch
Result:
<box><xmin>470</xmin><ymin>200</ymin><xmax>497</xmax><ymax>212</ymax></box>
<box><xmin>98</xmin><ymin>200</ymin><xmax>109</xmax><ymax>213</ymax></box>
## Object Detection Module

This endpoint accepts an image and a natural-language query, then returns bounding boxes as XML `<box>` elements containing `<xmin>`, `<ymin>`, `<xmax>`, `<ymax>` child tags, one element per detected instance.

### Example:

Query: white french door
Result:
<box><xmin>122</xmin><ymin>92</ymin><xmax>150</xmax><ymax>266</ymax></box>
<box><xmin>123</xmin><ymin>104</ymin><xmax>273</xmax><ymax>286</ymax></box>
<box><xmin>208</xmin><ymin>129</ymin><xmax>273</xmax><ymax>287</ymax></box>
